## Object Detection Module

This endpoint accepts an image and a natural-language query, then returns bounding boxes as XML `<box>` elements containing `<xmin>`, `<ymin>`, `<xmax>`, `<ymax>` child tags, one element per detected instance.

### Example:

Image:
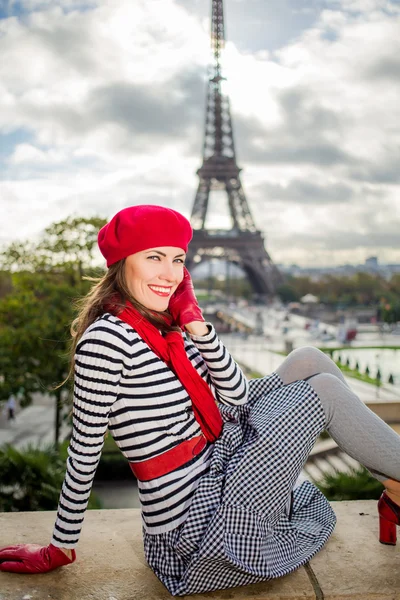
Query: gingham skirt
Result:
<box><xmin>143</xmin><ymin>373</ymin><xmax>337</xmax><ymax>596</ymax></box>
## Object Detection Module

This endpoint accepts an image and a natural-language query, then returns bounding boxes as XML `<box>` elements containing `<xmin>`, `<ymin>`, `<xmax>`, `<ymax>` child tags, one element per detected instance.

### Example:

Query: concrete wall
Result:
<box><xmin>367</xmin><ymin>401</ymin><xmax>400</xmax><ymax>424</ymax></box>
<box><xmin>0</xmin><ymin>501</ymin><xmax>399</xmax><ymax>600</ymax></box>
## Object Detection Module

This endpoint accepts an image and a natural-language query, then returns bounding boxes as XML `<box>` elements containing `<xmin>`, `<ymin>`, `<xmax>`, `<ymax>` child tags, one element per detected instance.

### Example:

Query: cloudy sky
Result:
<box><xmin>0</xmin><ymin>0</ymin><xmax>399</xmax><ymax>267</ymax></box>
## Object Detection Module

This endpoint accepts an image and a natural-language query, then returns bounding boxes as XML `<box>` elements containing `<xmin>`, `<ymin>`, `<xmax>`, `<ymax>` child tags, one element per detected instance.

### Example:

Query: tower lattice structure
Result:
<box><xmin>186</xmin><ymin>0</ymin><xmax>281</xmax><ymax>296</ymax></box>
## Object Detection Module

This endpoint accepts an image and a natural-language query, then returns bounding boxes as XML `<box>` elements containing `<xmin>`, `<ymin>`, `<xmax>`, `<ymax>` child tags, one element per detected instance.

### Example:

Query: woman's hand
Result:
<box><xmin>0</xmin><ymin>543</ymin><xmax>76</xmax><ymax>573</ymax></box>
<box><xmin>169</xmin><ymin>267</ymin><xmax>205</xmax><ymax>331</ymax></box>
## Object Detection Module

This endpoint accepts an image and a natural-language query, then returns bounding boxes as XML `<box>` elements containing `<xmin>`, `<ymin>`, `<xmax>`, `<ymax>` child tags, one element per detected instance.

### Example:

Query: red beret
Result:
<box><xmin>98</xmin><ymin>205</ymin><xmax>193</xmax><ymax>267</ymax></box>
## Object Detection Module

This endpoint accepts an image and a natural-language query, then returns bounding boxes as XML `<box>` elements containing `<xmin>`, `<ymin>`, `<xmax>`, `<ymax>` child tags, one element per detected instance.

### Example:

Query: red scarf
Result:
<box><xmin>116</xmin><ymin>302</ymin><xmax>223</xmax><ymax>442</ymax></box>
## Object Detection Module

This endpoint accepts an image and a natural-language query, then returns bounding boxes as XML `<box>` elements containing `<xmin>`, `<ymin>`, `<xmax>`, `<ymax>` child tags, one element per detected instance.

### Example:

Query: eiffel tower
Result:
<box><xmin>186</xmin><ymin>0</ymin><xmax>281</xmax><ymax>297</ymax></box>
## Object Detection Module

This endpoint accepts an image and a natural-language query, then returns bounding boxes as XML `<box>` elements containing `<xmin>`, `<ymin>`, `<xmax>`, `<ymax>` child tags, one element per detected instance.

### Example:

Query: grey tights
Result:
<box><xmin>276</xmin><ymin>347</ymin><xmax>400</xmax><ymax>483</ymax></box>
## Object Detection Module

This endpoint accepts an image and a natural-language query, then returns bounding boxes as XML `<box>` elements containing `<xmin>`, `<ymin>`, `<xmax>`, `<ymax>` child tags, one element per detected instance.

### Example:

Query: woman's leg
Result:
<box><xmin>276</xmin><ymin>347</ymin><xmax>350</xmax><ymax>388</ymax></box>
<box><xmin>307</xmin><ymin>373</ymin><xmax>400</xmax><ymax>495</ymax></box>
<box><xmin>382</xmin><ymin>479</ymin><xmax>400</xmax><ymax>504</ymax></box>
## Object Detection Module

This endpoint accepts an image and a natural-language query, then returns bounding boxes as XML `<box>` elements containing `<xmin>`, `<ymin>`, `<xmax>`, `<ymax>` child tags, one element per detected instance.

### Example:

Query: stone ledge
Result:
<box><xmin>0</xmin><ymin>501</ymin><xmax>398</xmax><ymax>600</ymax></box>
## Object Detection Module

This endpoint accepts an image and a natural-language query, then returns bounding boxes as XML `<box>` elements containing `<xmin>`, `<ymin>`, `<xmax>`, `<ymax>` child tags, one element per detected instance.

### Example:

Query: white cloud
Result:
<box><xmin>9</xmin><ymin>143</ymin><xmax>68</xmax><ymax>164</ymax></box>
<box><xmin>0</xmin><ymin>0</ymin><xmax>399</xmax><ymax>267</ymax></box>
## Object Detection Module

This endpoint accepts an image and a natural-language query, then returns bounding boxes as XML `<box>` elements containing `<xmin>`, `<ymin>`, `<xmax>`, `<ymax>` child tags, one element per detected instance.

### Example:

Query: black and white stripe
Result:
<box><xmin>51</xmin><ymin>314</ymin><xmax>249</xmax><ymax>548</ymax></box>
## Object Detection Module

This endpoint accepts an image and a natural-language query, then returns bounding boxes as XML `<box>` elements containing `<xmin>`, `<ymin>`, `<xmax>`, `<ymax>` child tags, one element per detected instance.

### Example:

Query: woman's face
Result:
<box><xmin>124</xmin><ymin>246</ymin><xmax>186</xmax><ymax>311</ymax></box>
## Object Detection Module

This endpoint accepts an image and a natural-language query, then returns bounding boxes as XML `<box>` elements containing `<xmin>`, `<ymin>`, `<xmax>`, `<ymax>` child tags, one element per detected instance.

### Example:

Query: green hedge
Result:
<box><xmin>316</xmin><ymin>466</ymin><xmax>384</xmax><ymax>501</ymax></box>
<box><xmin>0</xmin><ymin>443</ymin><xmax>102</xmax><ymax>511</ymax></box>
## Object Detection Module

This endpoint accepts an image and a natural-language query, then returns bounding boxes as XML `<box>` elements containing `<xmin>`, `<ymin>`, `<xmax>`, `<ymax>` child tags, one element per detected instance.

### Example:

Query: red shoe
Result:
<box><xmin>378</xmin><ymin>491</ymin><xmax>400</xmax><ymax>545</ymax></box>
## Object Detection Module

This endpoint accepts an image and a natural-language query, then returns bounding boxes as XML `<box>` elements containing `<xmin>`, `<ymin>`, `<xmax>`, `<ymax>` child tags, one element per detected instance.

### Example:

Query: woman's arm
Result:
<box><xmin>0</xmin><ymin>318</ymin><xmax>128</xmax><ymax>573</ymax></box>
<box><xmin>169</xmin><ymin>269</ymin><xmax>248</xmax><ymax>406</ymax></box>
<box><xmin>187</xmin><ymin>324</ymin><xmax>249</xmax><ymax>406</ymax></box>
<box><xmin>51</xmin><ymin>320</ymin><xmax>128</xmax><ymax>549</ymax></box>
<box><xmin>59</xmin><ymin>548</ymin><xmax>73</xmax><ymax>560</ymax></box>
<box><xmin>185</xmin><ymin>321</ymin><xmax>209</xmax><ymax>336</ymax></box>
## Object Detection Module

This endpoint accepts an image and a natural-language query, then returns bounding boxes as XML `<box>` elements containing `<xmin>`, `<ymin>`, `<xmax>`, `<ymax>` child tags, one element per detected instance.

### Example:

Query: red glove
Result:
<box><xmin>0</xmin><ymin>543</ymin><xmax>76</xmax><ymax>573</ymax></box>
<box><xmin>169</xmin><ymin>267</ymin><xmax>204</xmax><ymax>329</ymax></box>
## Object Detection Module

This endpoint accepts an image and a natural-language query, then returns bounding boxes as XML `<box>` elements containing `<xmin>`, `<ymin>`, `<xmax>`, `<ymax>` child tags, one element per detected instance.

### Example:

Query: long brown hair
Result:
<box><xmin>68</xmin><ymin>259</ymin><xmax>180</xmax><ymax>380</ymax></box>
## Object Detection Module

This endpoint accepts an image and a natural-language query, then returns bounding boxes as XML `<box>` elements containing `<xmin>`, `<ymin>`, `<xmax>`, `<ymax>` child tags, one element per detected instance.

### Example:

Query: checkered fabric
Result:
<box><xmin>143</xmin><ymin>373</ymin><xmax>336</xmax><ymax>596</ymax></box>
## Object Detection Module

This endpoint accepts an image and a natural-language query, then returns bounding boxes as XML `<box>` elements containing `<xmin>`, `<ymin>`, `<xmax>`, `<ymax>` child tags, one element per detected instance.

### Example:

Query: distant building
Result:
<box><xmin>278</xmin><ymin>258</ymin><xmax>400</xmax><ymax>280</ymax></box>
<box><xmin>365</xmin><ymin>256</ymin><xmax>379</xmax><ymax>270</ymax></box>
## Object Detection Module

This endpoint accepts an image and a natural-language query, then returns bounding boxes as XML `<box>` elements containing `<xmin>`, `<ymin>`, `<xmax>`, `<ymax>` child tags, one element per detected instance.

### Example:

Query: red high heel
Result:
<box><xmin>378</xmin><ymin>491</ymin><xmax>400</xmax><ymax>545</ymax></box>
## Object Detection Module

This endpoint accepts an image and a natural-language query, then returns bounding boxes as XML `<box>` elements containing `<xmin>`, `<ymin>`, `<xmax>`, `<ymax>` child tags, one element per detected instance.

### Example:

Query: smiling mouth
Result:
<box><xmin>148</xmin><ymin>285</ymin><xmax>173</xmax><ymax>297</ymax></box>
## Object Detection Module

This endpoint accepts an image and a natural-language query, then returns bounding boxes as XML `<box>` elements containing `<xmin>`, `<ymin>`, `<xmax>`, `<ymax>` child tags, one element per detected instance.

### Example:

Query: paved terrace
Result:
<box><xmin>0</xmin><ymin>501</ymin><xmax>399</xmax><ymax>600</ymax></box>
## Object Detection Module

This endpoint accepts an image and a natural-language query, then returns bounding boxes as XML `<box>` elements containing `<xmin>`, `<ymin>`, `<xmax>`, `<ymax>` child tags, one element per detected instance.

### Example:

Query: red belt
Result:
<box><xmin>129</xmin><ymin>435</ymin><xmax>208</xmax><ymax>482</ymax></box>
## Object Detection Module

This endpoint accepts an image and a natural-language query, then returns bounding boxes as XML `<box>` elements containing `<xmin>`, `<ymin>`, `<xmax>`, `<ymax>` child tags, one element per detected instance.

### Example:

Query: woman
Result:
<box><xmin>0</xmin><ymin>204</ymin><xmax>399</xmax><ymax>594</ymax></box>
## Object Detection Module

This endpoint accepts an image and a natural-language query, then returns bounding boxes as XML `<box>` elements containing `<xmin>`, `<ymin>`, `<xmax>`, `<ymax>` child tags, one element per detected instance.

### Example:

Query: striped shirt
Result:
<box><xmin>51</xmin><ymin>313</ymin><xmax>249</xmax><ymax>549</ymax></box>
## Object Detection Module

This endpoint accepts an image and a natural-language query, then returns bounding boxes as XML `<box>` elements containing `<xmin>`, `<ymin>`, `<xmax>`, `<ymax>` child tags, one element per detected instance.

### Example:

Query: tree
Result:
<box><xmin>275</xmin><ymin>271</ymin><xmax>399</xmax><ymax>312</ymax></box>
<box><xmin>0</xmin><ymin>215</ymin><xmax>107</xmax><ymax>445</ymax></box>
<box><xmin>381</xmin><ymin>300</ymin><xmax>400</xmax><ymax>324</ymax></box>
<box><xmin>388</xmin><ymin>273</ymin><xmax>400</xmax><ymax>296</ymax></box>
<box><xmin>0</xmin><ymin>270</ymin><xmax>88</xmax><ymax>444</ymax></box>
<box><xmin>0</xmin><ymin>216</ymin><xmax>106</xmax><ymax>277</ymax></box>
<box><xmin>0</xmin><ymin>271</ymin><xmax>12</xmax><ymax>299</ymax></box>
<box><xmin>276</xmin><ymin>281</ymin><xmax>300</xmax><ymax>303</ymax></box>
<box><xmin>39</xmin><ymin>216</ymin><xmax>107</xmax><ymax>286</ymax></box>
